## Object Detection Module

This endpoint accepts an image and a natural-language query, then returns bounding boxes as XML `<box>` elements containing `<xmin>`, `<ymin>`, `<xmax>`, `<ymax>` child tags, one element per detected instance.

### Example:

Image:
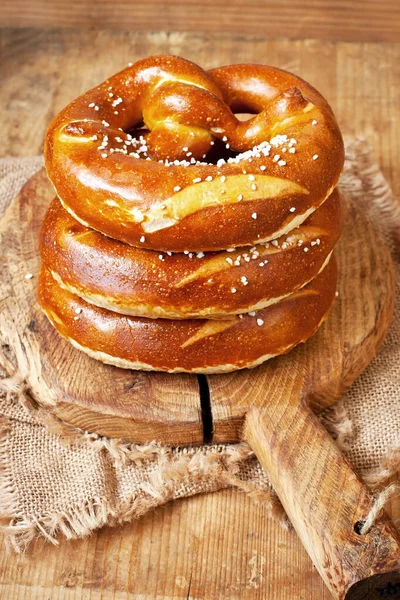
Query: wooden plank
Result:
<box><xmin>336</xmin><ymin>41</ymin><xmax>400</xmax><ymax>194</ymax></box>
<box><xmin>0</xmin><ymin>27</ymin><xmax>399</xmax><ymax>600</ymax></box>
<box><xmin>1</xmin><ymin>0</ymin><xmax>400</xmax><ymax>42</ymax></box>
<box><xmin>0</xmin><ymin>490</ymin><xmax>333</xmax><ymax>599</ymax></box>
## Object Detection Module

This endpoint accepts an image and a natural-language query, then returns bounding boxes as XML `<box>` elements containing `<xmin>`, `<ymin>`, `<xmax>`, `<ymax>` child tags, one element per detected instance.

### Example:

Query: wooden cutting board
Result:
<box><xmin>1</xmin><ymin>168</ymin><xmax>400</xmax><ymax>599</ymax></box>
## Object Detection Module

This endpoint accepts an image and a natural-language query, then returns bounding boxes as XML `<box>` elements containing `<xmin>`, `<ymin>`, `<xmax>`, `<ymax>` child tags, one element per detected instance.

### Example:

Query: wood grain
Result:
<box><xmin>1</xmin><ymin>0</ymin><xmax>400</xmax><ymax>42</ymax></box>
<box><xmin>1</xmin><ymin>27</ymin><xmax>400</xmax><ymax>600</ymax></box>
<box><xmin>245</xmin><ymin>404</ymin><xmax>400</xmax><ymax>599</ymax></box>
<box><xmin>0</xmin><ymin>491</ymin><xmax>337</xmax><ymax>600</ymax></box>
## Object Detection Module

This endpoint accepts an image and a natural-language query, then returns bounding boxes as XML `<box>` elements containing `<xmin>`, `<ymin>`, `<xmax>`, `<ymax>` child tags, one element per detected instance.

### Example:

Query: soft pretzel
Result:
<box><xmin>38</xmin><ymin>257</ymin><xmax>337</xmax><ymax>374</ymax></box>
<box><xmin>45</xmin><ymin>55</ymin><xmax>344</xmax><ymax>252</ymax></box>
<box><xmin>40</xmin><ymin>189</ymin><xmax>343</xmax><ymax>319</ymax></box>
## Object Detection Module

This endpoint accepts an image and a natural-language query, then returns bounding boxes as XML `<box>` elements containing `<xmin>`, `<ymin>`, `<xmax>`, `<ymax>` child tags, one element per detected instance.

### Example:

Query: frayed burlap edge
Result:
<box><xmin>0</xmin><ymin>384</ymin><xmax>289</xmax><ymax>553</ymax></box>
<box><xmin>340</xmin><ymin>139</ymin><xmax>400</xmax><ymax>493</ymax></box>
<box><xmin>341</xmin><ymin>139</ymin><xmax>400</xmax><ymax>245</ymax></box>
<box><xmin>0</xmin><ymin>359</ymin><xmax>348</xmax><ymax>552</ymax></box>
<box><xmin>339</xmin><ymin>139</ymin><xmax>400</xmax><ymax>528</ymax></box>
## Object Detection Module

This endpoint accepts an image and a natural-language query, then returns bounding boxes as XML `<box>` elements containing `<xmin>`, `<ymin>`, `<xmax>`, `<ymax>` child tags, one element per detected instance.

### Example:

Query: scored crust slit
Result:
<box><xmin>38</xmin><ymin>257</ymin><xmax>338</xmax><ymax>374</ymax></box>
<box><xmin>40</xmin><ymin>189</ymin><xmax>344</xmax><ymax>320</ymax></box>
<box><xmin>39</xmin><ymin>54</ymin><xmax>345</xmax><ymax>372</ymax></box>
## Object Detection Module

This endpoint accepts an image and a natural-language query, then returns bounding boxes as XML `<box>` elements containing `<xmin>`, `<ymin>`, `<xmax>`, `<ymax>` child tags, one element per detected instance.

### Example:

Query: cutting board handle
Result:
<box><xmin>244</xmin><ymin>399</ymin><xmax>400</xmax><ymax>599</ymax></box>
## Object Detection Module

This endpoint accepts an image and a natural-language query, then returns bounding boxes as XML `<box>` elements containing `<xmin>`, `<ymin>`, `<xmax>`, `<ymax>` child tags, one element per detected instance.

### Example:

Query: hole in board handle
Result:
<box><xmin>354</xmin><ymin>520</ymin><xmax>367</xmax><ymax>535</ymax></box>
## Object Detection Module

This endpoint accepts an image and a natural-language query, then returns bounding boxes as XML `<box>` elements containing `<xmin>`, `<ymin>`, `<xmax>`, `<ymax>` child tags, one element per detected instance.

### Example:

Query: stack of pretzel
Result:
<box><xmin>39</xmin><ymin>55</ymin><xmax>345</xmax><ymax>373</ymax></box>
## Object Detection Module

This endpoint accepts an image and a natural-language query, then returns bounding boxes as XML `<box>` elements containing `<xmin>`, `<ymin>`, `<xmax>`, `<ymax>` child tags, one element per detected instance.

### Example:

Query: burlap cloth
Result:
<box><xmin>0</xmin><ymin>139</ymin><xmax>399</xmax><ymax>552</ymax></box>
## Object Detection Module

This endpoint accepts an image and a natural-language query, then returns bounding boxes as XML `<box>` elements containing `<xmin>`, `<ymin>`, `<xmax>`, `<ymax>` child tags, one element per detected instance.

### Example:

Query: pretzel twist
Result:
<box><xmin>45</xmin><ymin>55</ymin><xmax>344</xmax><ymax>252</ymax></box>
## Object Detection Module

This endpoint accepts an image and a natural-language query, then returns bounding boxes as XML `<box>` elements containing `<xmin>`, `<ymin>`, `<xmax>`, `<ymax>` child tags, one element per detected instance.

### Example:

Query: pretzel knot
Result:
<box><xmin>144</xmin><ymin>75</ymin><xmax>308</xmax><ymax>163</ymax></box>
<box><xmin>45</xmin><ymin>55</ymin><xmax>344</xmax><ymax>252</ymax></box>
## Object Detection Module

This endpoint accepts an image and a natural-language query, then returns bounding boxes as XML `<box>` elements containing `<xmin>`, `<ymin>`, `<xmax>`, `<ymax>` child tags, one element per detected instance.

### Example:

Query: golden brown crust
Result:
<box><xmin>40</xmin><ymin>190</ymin><xmax>343</xmax><ymax>319</ymax></box>
<box><xmin>37</xmin><ymin>257</ymin><xmax>338</xmax><ymax>373</ymax></box>
<box><xmin>44</xmin><ymin>55</ymin><xmax>344</xmax><ymax>251</ymax></box>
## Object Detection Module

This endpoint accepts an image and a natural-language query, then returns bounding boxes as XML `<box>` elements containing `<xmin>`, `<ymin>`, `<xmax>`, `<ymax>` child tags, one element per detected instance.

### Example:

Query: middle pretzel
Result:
<box><xmin>40</xmin><ymin>189</ymin><xmax>343</xmax><ymax>320</ymax></box>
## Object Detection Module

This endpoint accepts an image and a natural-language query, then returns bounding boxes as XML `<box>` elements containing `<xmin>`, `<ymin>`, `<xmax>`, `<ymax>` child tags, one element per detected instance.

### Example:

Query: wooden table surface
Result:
<box><xmin>0</xmin><ymin>24</ymin><xmax>399</xmax><ymax>600</ymax></box>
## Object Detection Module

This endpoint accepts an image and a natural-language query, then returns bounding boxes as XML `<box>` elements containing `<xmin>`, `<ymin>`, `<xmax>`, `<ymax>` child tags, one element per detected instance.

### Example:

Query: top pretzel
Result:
<box><xmin>45</xmin><ymin>55</ymin><xmax>344</xmax><ymax>252</ymax></box>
